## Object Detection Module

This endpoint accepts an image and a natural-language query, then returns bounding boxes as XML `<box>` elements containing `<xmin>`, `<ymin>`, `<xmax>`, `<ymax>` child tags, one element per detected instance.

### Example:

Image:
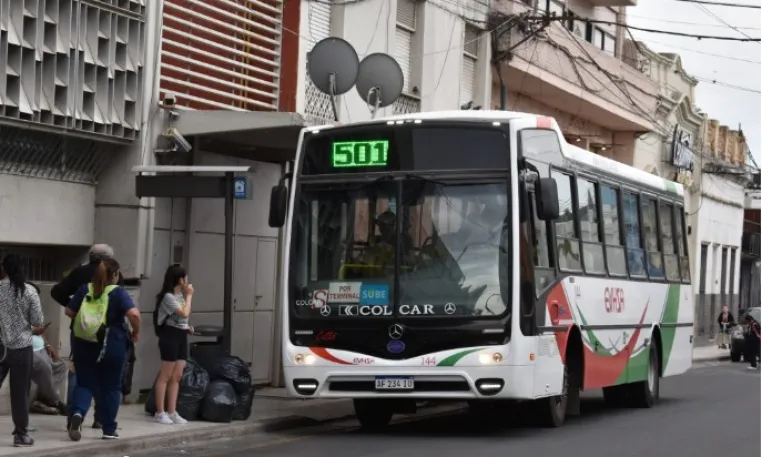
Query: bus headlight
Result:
<box><xmin>479</xmin><ymin>352</ymin><xmax>503</xmax><ymax>364</ymax></box>
<box><xmin>294</xmin><ymin>354</ymin><xmax>317</xmax><ymax>365</ymax></box>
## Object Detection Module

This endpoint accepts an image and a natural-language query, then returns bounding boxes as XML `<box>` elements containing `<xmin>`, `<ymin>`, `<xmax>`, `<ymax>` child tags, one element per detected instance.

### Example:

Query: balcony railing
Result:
<box><xmin>392</xmin><ymin>94</ymin><xmax>421</xmax><ymax>115</ymax></box>
<box><xmin>742</xmin><ymin>231</ymin><xmax>761</xmax><ymax>257</ymax></box>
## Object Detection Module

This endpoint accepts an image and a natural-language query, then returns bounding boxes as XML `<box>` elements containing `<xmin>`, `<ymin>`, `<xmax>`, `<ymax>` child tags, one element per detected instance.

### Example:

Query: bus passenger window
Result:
<box><xmin>622</xmin><ymin>192</ymin><xmax>646</xmax><ymax>276</ymax></box>
<box><xmin>601</xmin><ymin>185</ymin><xmax>627</xmax><ymax>276</ymax></box>
<box><xmin>551</xmin><ymin>171</ymin><xmax>581</xmax><ymax>271</ymax></box>
<box><xmin>641</xmin><ymin>197</ymin><xmax>664</xmax><ymax>279</ymax></box>
<box><xmin>577</xmin><ymin>178</ymin><xmax>605</xmax><ymax>274</ymax></box>
<box><xmin>660</xmin><ymin>202</ymin><xmax>680</xmax><ymax>282</ymax></box>
<box><xmin>675</xmin><ymin>207</ymin><xmax>691</xmax><ymax>282</ymax></box>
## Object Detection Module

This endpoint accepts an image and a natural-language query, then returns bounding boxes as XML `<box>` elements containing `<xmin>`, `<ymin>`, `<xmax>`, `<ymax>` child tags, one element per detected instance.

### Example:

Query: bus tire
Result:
<box><xmin>353</xmin><ymin>399</ymin><xmax>393</xmax><ymax>431</ymax></box>
<box><xmin>534</xmin><ymin>366</ymin><xmax>568</xmax><ymax>428</ymax></box>
<box><xmin>628</xmin><ymin>343</ymin><xmax>660</xmax><ymax>408</ymax></box>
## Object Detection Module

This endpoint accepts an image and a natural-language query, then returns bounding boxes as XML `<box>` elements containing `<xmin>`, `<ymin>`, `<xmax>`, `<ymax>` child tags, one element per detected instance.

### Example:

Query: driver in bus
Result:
<box><xmin>359</xmin><ymin>211</ymin><xmax>415</xmax><ymax>270</ymax></box>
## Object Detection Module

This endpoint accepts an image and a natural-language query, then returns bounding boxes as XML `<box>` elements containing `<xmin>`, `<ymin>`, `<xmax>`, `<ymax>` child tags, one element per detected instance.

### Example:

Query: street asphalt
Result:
<box><xmin>133</xmin><ymin>361</ymin><xmax>760</xmax><ymax>457</ymax></box>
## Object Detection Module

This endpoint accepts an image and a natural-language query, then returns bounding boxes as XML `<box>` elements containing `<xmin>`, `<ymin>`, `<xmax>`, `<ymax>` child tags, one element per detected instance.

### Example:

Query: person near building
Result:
<box><xmin>51</xmin><ymin>243</ymin><xmax>123</xmax><ymax>430</ymax></box>
<box><xmin>716</xmin><ymin>305</ymin><xmax>736</xmax><ymax>349</ymax></box>
<box><xmin>744</xmin><ymin>313</ymin><xmax>761</xmax><ymax>370</ymax></box>
<box><xmin>0</xmin><ymin>254</ymin><xmax>44</xmax><ymax>447</ymax></box>
<box><xmin>65</xmin><ymin>258</ymin><xmax>140</xmax><ymax>441</ymax></box>
<box><xmin>152</xmin><ymin>264</ymin><xmax>194</xmax><ymax>425</ymax></box>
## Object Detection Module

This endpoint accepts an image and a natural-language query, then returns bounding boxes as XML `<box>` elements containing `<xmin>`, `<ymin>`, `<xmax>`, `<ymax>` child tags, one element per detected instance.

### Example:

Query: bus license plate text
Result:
<box><xmin>375</xmin><ymin>377</ymin><xmax>414</xmax><ymax>390</ymax></box>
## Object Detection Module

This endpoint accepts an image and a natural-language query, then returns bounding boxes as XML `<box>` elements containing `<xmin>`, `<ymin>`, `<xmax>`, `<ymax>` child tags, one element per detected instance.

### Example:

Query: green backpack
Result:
<box><xmin>73</xmin><ymin>283</ymin><xmax>117</xmax><ymax>342</ymax></box>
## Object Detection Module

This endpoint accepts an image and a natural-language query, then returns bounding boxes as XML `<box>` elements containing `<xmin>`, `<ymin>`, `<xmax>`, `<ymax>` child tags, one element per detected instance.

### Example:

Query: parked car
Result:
<box><xmin>730</xmin><ymin>307</ymin><xmax>761</xmax><ymax>362</ymax></box>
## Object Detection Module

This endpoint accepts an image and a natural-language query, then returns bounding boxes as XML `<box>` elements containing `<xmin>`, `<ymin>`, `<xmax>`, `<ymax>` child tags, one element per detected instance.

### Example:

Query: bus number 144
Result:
<box><xmin>604</xmin><ymin>287</ymin><xmax>625</xmax><ymax>313</ymax></box>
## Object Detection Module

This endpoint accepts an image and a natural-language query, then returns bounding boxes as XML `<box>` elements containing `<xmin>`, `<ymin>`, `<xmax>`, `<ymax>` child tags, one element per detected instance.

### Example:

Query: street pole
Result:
<box><xmin>223</xmin><ymin>172</ymin><xmax>234</xmax><ymax>353</ymax></box>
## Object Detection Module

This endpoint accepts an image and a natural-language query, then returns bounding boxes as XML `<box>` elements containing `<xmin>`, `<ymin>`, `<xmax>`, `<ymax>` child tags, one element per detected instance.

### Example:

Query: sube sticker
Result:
<box><xmin>360</xmin><ymin>284</ymin><xmax>389</xmax><ymax>306</ymax></box>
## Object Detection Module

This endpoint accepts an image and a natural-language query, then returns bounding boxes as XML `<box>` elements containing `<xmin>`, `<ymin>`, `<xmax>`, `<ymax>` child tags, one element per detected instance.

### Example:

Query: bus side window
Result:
<box><xmin>674</xmin><ymin>206</ymin><xmax>691</xmax><ymax>282</ymax></box>
<box><xmin>601</xmin><ymin>184</ymin><xmax>627</xmax><ymax>276</ymax></box>
<box><xmin>551</xmin><ymin>171</ymin><xmax>582</xmax><ymax>271</ymax></box>
<box><xmin>529</xmin><ymin>192</ymin><xmax>556</xmax><ymax>294</ymax></box>
<box><xmin>660</xmin><ymin>202</ymin><xmax>681</xmax><ymax>282</ymax></box>
<box><xmin>622</xmin><ymin>192</ymin><xmax>647</xmax><ymax>277</ymax></box>
<box><xmin>641</xmin><ymin>197</ymin><xmax>664</xmax><ymax>279</ymax></box>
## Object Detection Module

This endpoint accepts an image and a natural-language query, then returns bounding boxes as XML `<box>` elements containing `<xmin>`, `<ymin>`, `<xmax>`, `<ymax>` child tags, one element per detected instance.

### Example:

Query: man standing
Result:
<box><xmin>51</xmin><ymin>244</ymin><xmax>123</xmax><ymax>430</ymax></box>
<box><xmin>717</xmin><ymin>305</ymin><xmax>735</xmax><ymax>349</ymax></box>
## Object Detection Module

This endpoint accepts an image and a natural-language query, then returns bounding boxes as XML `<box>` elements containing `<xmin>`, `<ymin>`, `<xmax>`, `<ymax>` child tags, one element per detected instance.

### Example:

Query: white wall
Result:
<box><xmin>0</xmin><ymin>175</ymin><xmax>94</xmax><ymax>246</ymax></box>
<box><xmin>294</xmin><ymin>0</ymin><xmax>491</xmax><ymax>122</ymax></box>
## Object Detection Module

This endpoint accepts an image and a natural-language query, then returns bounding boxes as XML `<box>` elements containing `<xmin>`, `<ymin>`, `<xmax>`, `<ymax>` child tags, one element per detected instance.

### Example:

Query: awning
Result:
<box><xmin>173</xmin><ymin>110</ymin><xmax>308</xmax><ymax>163</ymax></box>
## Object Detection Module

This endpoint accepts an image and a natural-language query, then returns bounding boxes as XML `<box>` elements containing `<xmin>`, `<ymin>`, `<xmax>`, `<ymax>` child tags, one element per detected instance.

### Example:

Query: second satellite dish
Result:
<box><xmin>307</xmin><ymin>38</ymin><xmax>360</xmax><ymax>96</ymax></box>
<box><xmin>355</xmin><ymin>53</ymin><xmax>404</xmax><ymax>108</ymax></box>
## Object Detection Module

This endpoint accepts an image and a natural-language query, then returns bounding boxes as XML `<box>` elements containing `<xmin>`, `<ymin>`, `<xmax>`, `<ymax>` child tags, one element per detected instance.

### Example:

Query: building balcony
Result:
<box><xmin>392</xmin><ymin>93</ymin><xmax>421</xmax><ymax>115</ymax></box>
<box><xmin>489</xmin><ymin>3</ymin><xmax>658</xmax><ymax>133</ymax></box>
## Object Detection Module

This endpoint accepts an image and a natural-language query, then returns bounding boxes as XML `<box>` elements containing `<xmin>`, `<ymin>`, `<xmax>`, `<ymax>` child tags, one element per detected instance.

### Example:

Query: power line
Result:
<box><xmin>533</xmin><ymin>15</ymin><xmax>761</xmax><ymax>41</ymax></box>
<box><xmin>626</xmin><ymin>13</ymin><xmax>760</xmax><ymax>30</ymax></box>
<box><xmin>694</xmin><ymin>77</ymin><xmax>762</xmax><ymax>93</ymax></box>
<box><xmin>669</xmin><ymin>0</ymin><xmax>761</xmax><ymax>8</ymax></box>
<box><xmin>638</xmin><ymin>38</ymin><xmax>761</xmax><ymax>64</ymax></box>
<box><xmin>694</xmin><ymin>3</ymin><xmax>758</xmax><ymax>41</ymax></box>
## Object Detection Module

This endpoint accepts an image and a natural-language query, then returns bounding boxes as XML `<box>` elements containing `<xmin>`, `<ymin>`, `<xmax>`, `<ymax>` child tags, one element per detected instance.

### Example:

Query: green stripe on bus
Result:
<box><xmin>437</xmin><ymin>348</ymin><xmax>483</xmax><ymax>367</ymax></box>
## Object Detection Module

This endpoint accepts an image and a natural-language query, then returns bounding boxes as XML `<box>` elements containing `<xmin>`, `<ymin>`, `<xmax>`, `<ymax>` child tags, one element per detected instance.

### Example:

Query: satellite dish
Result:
<box><xmin>355</xmin><ymin>53</ymin><xmax>404</xmax><ymax>113</ymax></box>
<box><xmin>307</xmin><ymin>37</ymin><xmax>360</xmax><ymax>96</ymax></box>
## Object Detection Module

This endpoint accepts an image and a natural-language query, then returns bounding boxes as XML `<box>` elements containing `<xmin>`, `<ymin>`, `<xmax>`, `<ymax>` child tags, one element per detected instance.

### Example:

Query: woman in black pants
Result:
<box><xmin>152</xmin><ymin>264</ymin><xmax>194</xmax><ymax>425</ymax></box>
<box><xmin>0</xmin><ymin>254</ymin><xmax>44</xmax><ymax>447</ymax></box>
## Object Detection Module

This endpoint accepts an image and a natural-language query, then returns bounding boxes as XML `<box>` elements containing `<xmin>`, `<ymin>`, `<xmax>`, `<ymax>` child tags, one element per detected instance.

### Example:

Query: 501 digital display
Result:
<box><xmin>331</xmin><ymin>140</ymin><xmax>389</xmax><ymax>168</ymax></box>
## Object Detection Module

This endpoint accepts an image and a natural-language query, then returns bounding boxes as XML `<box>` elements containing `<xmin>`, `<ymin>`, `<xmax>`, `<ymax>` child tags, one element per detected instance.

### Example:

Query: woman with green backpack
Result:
<box><xmin>65</xmin><ymin>258</ymin><xmax>141</xmax><ymax>441</ymax></box>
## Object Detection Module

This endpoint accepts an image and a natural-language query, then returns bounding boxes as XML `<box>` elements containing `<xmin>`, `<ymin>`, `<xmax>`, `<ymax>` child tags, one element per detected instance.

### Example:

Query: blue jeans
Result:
<box><xmin>70</xmin><ymin>336</ymin><xmax>127</xmax><ymax>436</ymax></box>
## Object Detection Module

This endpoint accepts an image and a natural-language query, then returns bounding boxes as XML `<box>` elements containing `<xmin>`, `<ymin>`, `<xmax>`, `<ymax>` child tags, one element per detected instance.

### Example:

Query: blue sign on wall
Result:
<box><xmin>234</xmin><ymin>177</ymin><xmax>247</xmax><ymax>199</ymax></box>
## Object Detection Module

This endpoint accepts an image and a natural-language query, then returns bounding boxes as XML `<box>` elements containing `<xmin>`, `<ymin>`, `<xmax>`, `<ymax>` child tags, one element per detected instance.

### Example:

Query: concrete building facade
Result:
<box><xmin>490</xmin><ymin>0</ymin><xmax>657</xmax><ymax>166</ymax></box>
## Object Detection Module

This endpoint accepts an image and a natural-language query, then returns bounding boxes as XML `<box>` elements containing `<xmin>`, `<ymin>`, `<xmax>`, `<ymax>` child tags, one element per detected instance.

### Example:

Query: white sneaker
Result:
<box><xmin>168</xmin><ymin>412</ymin><xmax>188</xmax><ymax>424</ymax></box>
<box><xmin>154</xmin><ymin>412</ymin><xmax>173</xmax><ymax>425</ymax></box>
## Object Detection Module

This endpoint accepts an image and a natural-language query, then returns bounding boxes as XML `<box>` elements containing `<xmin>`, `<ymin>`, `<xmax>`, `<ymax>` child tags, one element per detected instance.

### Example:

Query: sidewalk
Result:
<box><xmin>0</xmin><ymin>396</ymin><xmax>357</xmax><ymax>457</ymax></box>
<box><xmin>0</xmin><ymin>346</ymin><xmax>731</xmax><ymax>457</ymax></box>
<box><xmin>692</xmin><ymin>344</ymin><xmax>731</xmax><ymax>362</ymax></box>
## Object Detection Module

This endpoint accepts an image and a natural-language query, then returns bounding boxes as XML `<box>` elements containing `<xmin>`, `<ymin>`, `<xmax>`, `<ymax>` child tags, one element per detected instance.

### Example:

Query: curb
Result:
<box><xmin>30</xmin><ymin>402</ymin><xmax>454</xmax><ymax>457</ymax></box>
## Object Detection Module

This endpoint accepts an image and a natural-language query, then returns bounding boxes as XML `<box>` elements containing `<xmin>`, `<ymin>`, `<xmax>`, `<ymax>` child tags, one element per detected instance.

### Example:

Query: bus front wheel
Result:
<box><xmin>353</xmin><ymin>399</ymin><xmax>393</xmax><ymax>431</ymax></box>
<box><xmin>533</xmin><ymin>366</ymin><xmax>568</xmax><ymax>427</ymax></box>
<box><xmin>629</xmin><ymin>343</ymin><xmax>660</xmax><ymax>408</ymax></box>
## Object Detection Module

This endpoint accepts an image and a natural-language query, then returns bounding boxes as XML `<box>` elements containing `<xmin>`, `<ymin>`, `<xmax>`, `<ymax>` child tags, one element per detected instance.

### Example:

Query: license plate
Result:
<box><xmin>374</xmin><ymin>377</ymin><xmax>414</xmax><ymax>390</ymax></box>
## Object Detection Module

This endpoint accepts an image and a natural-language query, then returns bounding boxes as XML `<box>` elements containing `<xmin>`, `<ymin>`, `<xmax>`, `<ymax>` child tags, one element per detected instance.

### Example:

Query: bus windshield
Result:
<box><xmin>289</xmin><ymin>179</ymin><xmax>511</xmax><ymax>319</ymax></box>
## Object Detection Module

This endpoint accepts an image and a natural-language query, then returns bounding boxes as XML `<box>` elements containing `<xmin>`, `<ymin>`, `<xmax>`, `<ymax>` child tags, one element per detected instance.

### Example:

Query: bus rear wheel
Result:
<box><xmin>629</xmin><ymin>343</ymin><xmax>660</xmax><ymax>408</ymax></box>
<box><xmin>353</xmin><ymin>399</ymin><xmax>393</xmax><ymax>431</ymax></box>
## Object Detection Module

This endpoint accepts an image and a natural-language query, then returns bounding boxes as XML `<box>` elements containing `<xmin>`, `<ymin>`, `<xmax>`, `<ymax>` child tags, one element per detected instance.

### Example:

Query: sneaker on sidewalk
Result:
<box><xmin>102</xmin><ymin>432</ymin><xmax>120</xmax><ymax>440</ymax></box>
<box><xmin>169</xmin><ymin>412</ymin><xmax>188</xmax><ymax>424</ymax></box>
<box><xmin>154</xmin><ymin>412</ymin><xmax>173</xmax><ymax>425</ymax></box>
<box><xmin>13</xmin><ymin>432</ymin><xmax>33</xmax><ymax>448</ymax></box>
<box><xmin>68</xmin><ymin>414</ymin><xmax>83</xmax><ymax>442</ymax></box>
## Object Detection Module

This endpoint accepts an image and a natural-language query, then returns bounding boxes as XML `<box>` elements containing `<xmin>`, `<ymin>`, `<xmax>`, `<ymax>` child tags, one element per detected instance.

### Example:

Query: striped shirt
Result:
<box><xmin>0</xmin><ymin>279</ymin><xmax>44</xmax><ymax>349</ymax></box>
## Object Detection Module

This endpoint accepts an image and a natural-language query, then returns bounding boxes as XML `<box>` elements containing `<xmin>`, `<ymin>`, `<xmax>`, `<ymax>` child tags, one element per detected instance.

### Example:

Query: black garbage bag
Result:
<box><xmin>201</xmin><ymin>380</ymin><xmax>237</xmax><ymax>423</ymax></box>
<box><xmin>176</xmin><ymin>359</ymin><xmax>211</xmax><ymax>420</ymax></box>
<box><xmin>144</xmin><ymin>359</ymin><xmax>210</xmax><ymax>420</ymax></box>
<box><xmin>209</xmin><ymin>356</ymin><xmax>252</xmax><ymax>394</ymax></box>
<box><xmin>232</xmin><ymin>385</ymin><xmax>255</xmax><ymax>421</ymax></box>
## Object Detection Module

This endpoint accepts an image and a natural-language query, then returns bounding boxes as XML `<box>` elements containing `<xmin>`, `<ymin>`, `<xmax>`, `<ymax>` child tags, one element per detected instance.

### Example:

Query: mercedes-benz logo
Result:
<box><xmin>388</xmin><ymin>324</ymin><xmax>404</xmax><ymax>340</ymax></box>
<box><xmin>320</xmin><ymin>305</ymin><xmax>331</xmax><ymax>316</ymax></box>
<box><xmin>444</xmin><ymin>303</ymin><xmax>456</xmax><ymax>315</ymax></box>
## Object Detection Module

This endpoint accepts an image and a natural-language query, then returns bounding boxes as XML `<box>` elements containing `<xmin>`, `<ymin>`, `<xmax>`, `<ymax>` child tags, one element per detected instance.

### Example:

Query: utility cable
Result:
<box><xmin>528</xmin><ymin>15</ymin><xmax>760</xmax><ymax>41</ymax></box>
<box><xmin>636</xmin><ymin>38</ymin><xmax>761</xmax><ymax>64</ymax></box>
<box><xmin>694</xmin><ymin>3</ymin><xmax>758</xmax><ymax>42</ymax></box>
<box><xmin>668</xmin><ymin>0</ymin><xmax>760</xmax><ymax>8</ymax></box>
<box><xmin>626</xmin><ymin>13</ymin><xmax>761</xmax><ymax>30</ymax></box>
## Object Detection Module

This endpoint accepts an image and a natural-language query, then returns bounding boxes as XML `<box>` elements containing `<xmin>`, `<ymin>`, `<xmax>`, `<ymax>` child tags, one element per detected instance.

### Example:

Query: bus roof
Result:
<box><xmin>306</xmin><ymin>110</ymin><xmax>684</xmax><ymax>197</ymax></box>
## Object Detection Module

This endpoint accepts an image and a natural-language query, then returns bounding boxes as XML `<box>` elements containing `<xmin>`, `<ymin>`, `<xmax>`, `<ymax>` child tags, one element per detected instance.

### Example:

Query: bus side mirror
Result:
<box><xmin>268</xmin><ymin>183</ymin><xmax>288</xmax><ymax>228</ymax></box>
<box><xmin>535</xmin><ymin>178</ymin><xmax>559</xmax><ymax>221</ymax></box>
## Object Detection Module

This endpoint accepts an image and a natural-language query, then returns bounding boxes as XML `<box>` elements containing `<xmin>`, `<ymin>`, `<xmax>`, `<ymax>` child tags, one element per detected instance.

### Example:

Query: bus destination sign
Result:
<box><xmin>331</xmin><ymin>140</ymin><xmax>389</xmax><ymax>168</ymax></box>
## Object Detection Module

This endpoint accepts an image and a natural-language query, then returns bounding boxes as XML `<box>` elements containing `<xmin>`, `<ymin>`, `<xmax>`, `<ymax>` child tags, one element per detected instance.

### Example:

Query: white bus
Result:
<box><xmin>268</xmin><ymin>111</ymin><xmax>694</xmax><ymax>429</ymax></box>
